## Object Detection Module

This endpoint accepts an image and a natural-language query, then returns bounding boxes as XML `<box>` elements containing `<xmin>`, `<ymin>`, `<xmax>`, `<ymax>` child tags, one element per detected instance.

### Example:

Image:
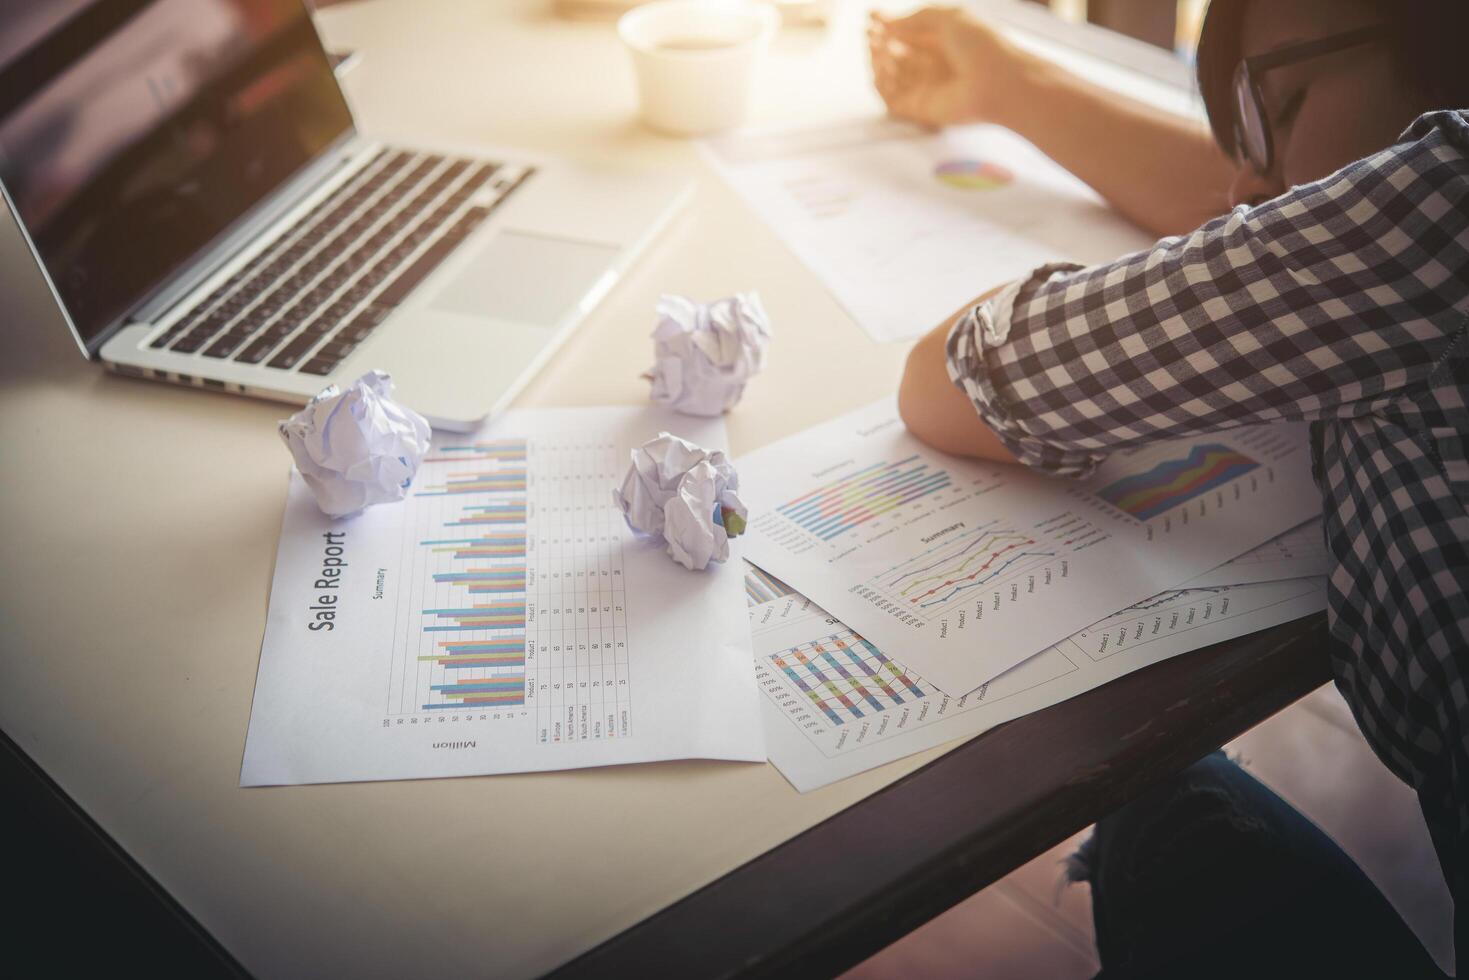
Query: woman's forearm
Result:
<box><xmin>897</xmin><ymin>298</ymin><xmax>1018</xmax><ymax>464</ymax></box>
<box><xmin>993</xmin><ymin>47</ymin><xmax>1235</xmax><ymax>238</ymax></box>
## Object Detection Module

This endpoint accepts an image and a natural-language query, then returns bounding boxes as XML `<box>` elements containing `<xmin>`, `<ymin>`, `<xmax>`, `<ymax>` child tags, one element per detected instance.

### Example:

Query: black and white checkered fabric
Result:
<box><xmin>947</xmin><ymin>111</ymin><xmax>1469</xmax><ymax>877</ymax></box>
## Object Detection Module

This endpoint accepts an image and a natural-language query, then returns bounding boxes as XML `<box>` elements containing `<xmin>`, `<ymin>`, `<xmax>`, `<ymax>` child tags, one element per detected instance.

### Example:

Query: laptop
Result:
<box><xmin>0</xmin><ymin>1</ymin><xmax>687</xmax><ymax>430</ymax></box>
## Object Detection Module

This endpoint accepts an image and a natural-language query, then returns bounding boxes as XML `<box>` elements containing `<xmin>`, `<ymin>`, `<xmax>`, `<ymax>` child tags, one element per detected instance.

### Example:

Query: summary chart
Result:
<box><xmin>384</xmin><ymin>437</ymin><xmax>631</xmax><ymax>744</ymax></box>
<box><xmin>739</xmin><ymin>399</ymin><xmax>1320</xmax><ymax>695</ymax></box>
<box><xmin>241</xmin><ymin>407</ymin><xmax>764</xmax><ymax>786</ymax></box>
<box><xmin>865</xmin><ymin>514</ymin><xmax>1109</xmax><ymax>621</ymax></box>
<box><xmin>747</xmin><ymin>563</ymin><xmax>1326</xmax><ymax>792</ymax></box>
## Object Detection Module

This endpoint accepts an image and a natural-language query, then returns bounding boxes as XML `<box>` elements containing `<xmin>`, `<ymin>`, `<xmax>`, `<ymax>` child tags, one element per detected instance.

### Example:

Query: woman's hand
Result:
<box><xmin>868</xmin><ymin>7</ymin><xmax>1020</xmax><ymax>128</ymax></box>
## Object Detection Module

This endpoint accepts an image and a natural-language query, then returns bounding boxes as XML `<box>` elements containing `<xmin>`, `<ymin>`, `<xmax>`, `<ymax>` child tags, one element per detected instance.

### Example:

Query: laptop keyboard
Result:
<box><xmin>150</xmin><ymin>148</ymin><xmax>529</xmax><ymax>376</ymax></box>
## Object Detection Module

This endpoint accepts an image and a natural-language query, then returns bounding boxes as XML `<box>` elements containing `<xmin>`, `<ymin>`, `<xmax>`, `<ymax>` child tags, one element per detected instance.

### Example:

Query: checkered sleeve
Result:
<box><xmin>945</xmin><ymin>110</ymin><xmax>1469</xmax><ymax>479</ymax></box>
<box><xmin>947</xmin><ymin>111</ymin><xmax>1469</xmax><ymax>923</ymax></box>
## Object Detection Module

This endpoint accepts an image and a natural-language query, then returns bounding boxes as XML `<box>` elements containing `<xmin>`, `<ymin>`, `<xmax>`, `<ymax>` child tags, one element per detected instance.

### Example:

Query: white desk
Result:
<box><xmin>0</xmin><ymin>3</ymin><xmax>954</xmax><ymax>976</ymax></box>
<box><xmin>1</xmin><ymin>2</ymin><xmax>1227</xmax><ymax>974</ymax></box>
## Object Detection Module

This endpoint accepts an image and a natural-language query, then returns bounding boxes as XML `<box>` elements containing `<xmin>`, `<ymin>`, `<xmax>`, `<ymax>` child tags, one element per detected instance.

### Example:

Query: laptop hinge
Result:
<box><xmin>127</xmin><ymin>131</ymin><xmax>367</xmax><ymax>329</ymax></box>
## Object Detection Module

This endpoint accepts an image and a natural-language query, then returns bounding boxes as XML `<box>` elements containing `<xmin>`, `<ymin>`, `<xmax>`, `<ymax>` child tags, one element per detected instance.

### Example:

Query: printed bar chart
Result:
<box><xmin>746</xmin><ymin>564</ymin><xmax>796</xmax><ymax>606</ymax></box>
<box><xmin>422</xmin><ymin>601</ymin><xmax>527</xmax><ymax>632</ymax></box>
<box><xmin>424</xmin><ymin>675</ymin><xmax>527</xmax><ymax>710</ymax></box>
<box><xmin>1097</xmin><ymin>444</ymin><xmax>1258</xmax><ymax>521</ymax></box>
<box><xmin>769</xmin><ymin>630</ymin><xmax>927</xmax><ymax>728</ymax></box>
<box><xmin>419</xmin><ymin>638</ymin><xmax>527</xmax><ymax>669</ymax></box>
<box><xmin>417</xmin><ymin>471</ymin><xmax>528</xmax><ymax>496</ymax></box>
<box><xmin>423</xmin><ymin>440</ymin><xmax>529</xmax><ymax>464</ymax></box>
<box><xmin>448</xmin><ymin>501</ymin><xmax>528</xmax><ymax>525</ymax></box>
<box><xmin>421</xmin><ymin>533</ymin><xmax>527</xmax><ymax>560</ymax></box>
<box><xmin>433</xmin><ymin>567</ymin><xmax>528</xmax><ymax>594</ymax></box>
<box><xmin>391</xmin><ymin>431</ymin><xmax>633</xmax><ymax>736</ymax></box>
<box><xmin>776</xmin><ymin>454</ymin><xmax>952</xmax><ymax>540</ymax></box>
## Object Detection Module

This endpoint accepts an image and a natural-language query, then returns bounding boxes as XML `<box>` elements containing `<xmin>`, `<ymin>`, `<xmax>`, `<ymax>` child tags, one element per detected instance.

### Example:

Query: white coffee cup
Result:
<box><xmin>618</xmin><ymin>0</ymin><xmax>780</xmax><ymax>136</ymax></box>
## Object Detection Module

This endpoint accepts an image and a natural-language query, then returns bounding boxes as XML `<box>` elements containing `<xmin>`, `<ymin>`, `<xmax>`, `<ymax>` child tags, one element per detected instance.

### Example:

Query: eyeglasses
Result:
<box><xmin>1231</xmin><ymin>26</ymin><xmax>1382</xmax><ymax>175</ymax></box>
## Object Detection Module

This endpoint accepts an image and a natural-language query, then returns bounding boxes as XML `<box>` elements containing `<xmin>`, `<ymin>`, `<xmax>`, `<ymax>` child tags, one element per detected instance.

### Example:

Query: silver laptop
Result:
<box><xmin>0</xmin><ymin>1</ymin><xmax>686</xmax><ymax>430</ymax></box>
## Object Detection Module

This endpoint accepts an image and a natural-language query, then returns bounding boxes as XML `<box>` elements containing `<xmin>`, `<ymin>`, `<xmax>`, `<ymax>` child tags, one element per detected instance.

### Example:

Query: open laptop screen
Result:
<box><xmin>0</xmin><ymin>0</ymin><xmax>352</xmax><ymax>352</ymax></box>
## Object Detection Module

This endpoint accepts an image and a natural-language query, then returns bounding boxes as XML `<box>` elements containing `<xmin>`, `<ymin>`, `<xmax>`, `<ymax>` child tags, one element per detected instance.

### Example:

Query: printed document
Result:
<box><xmin>241</xmin><ymin>408</ymin><xmax>764</xmax><ymax>786</ymax></box>
<box><xmin>703</xmin><ymin>118</ymin><xmax>1155</xmax><ymax>343</ymax></box>
<box><xmin>746</xmin><ymin>563</ymin><xmax>1326</xmax><ymax>792</ymax></box>
<box><xmin>738</xmin><ymin>398</ymin><xmax>1321</xmax><ymax>695</ymax></box>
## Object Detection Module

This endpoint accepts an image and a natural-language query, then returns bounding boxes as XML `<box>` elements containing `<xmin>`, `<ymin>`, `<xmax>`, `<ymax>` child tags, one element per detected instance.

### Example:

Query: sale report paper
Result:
<box><xmin>241</xmin><ymin>408</ymin><xmax>764</xmax><ymax>786</ymax></box>
<box><xmin>738</xmin><ymin>398</ymin><xmax>1321</xmax><ymax>696</ymax></box>
<box><xmin>746</xmin><ymin>563</ymin><xmax>1326</xmax><ymax>792</ymax></box>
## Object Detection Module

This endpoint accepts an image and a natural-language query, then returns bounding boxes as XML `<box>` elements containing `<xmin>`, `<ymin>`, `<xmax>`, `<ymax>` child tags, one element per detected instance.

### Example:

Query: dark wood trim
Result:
<box><xmin>548</xmin><ymin>614</ymin><xmax>1331</xmax><ymax>980</ymax></box>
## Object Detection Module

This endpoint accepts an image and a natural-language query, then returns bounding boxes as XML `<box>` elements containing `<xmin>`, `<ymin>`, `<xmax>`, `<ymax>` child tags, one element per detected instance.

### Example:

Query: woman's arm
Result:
<box><xmin>870</xmin><ymin>7</ymin><xmax>1236</xmax><ymax>238</ymax></box>
<box><xmin>906</xmin><ymin>118</ymin><xmax>1469</xmax><ymax>475</ymax></box>
<box><xmin>897</xmin><ymin>293</ymin><xmax>1017</xmax><ymax>463</ymax></box>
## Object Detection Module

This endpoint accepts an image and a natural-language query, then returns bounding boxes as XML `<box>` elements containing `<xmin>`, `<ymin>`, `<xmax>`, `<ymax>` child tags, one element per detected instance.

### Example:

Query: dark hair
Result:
<box><xmin>1197</xmin><ymin>0</ymin><xmax>1469</xmax><ymax>158</ymax></box>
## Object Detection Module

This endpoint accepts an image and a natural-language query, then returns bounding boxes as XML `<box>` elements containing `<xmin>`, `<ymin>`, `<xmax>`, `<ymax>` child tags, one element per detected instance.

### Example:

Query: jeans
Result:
<box><xmin>1081</xmin><ymin>751</ymin><xmax>1445</xmax><ymax>979</ymax></box>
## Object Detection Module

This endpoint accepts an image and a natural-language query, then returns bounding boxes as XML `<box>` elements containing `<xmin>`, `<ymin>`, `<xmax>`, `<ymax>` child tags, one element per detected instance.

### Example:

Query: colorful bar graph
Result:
<box><xmin>777</xmin><ymin>455</ymin><xmax>952</xmax><ymax>541</ymax></box>
<box><xmin>448</xmin><ymin>501</ymin><xmax>528</xmax><ymax>525</ymax></box>
<box><xmin>419</xmin><ymin>639</ymin><xmax>526</xmax><ymax>668</ymax></box>
<box><xmin>433</xmin><ymin>567</ymin><xmax>527</xmax><ymax>594</ymax></box>
<box><xmin>768</xmin><ymin>631</ymin><xmax>928</xmax><ymax>728</ymax></box>
<box><xmin>424</xmin><ymin>440</ymin><xmax>529</xmax><ymax>464</ymax></box>
<box><xmin>745</xmin><ymin>565</ymin><xmax>796</xmax><ymax>606</ymax></box>
<box><xmin>421</xmin><ymin>533</ymin><xmax>527</xmax><ymax>561</ymax></box>
<box><xmin>772</xmin><ymin>653</ymin><xmax>845</xmax><ymax>727</ymax></box>
<box><xmin>1097</xmin><ymin>444</ymin><xmax>1259</xmax><ymax>521</ymax></box>
<box><xmin>423</xmin><ymin>674</ymin><xmax>526</xmax><ymax>710</ymax></box>
<box><xmin>422</xmin><ymin>601</ymin><xmax>526</xmax><ymax>632</ymax></box>
<box><xmin>416</xmin><ymin>471</ymin><xmax>528</xmax><ymax>496</ymax></box>
<box><xmin>854</xmin><ymin>637</ymin><xmax>926</xmax><ymax>699</ymax></box>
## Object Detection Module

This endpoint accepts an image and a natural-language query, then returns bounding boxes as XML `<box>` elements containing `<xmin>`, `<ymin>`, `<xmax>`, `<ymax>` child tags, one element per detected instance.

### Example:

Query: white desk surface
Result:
<box><xmin>0</xmin><ymin>3</ymin><xmax>1191</xmax><ymax>976</ymax></box>
<box><xmin>0</xmin><ymin>3</ymin><xmax>943</xmax><ymax>977</ymax></box>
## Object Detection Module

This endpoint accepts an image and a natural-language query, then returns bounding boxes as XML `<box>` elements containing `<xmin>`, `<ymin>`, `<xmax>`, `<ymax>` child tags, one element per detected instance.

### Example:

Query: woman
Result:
<box><xmin>872</xmin><ymin>0</ymin><xmax>1467</xmax><ymax>973</ymax></box>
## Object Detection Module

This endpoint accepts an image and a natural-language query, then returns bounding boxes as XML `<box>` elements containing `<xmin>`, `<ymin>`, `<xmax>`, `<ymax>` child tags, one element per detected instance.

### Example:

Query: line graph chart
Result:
<box><xmin>864</xmin><ymin>512</ymin><xmax>1109</xmax><ymax>621</ymax></box>
<box><xmin>880</xmin><ymin>526</ymin><xmax>1051</xmax><ymax>610</ymax></box>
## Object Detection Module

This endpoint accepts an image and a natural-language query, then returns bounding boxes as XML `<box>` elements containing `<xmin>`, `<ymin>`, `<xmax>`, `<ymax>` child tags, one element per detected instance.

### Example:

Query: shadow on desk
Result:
<box><xmin>0</xmin><ymin>730</ymin><xmax>247</xmax><ymax>978</ymax></box>
<box><xmin>0</xmin><ymin>610</ymin><xmax>1328</xmax><ymax>980</ymax></box>
<box><xmin>551</xmin><ymin>613</ymin><xmax>1330</xmax><ymax>980</ymax></box>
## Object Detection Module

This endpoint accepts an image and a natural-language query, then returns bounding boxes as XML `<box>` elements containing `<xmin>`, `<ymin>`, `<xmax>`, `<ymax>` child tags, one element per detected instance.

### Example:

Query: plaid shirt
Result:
<box><xmin>947</xmin><ymin>111</ymin><xmax>1469</xmax><ymax>898</ymax></box>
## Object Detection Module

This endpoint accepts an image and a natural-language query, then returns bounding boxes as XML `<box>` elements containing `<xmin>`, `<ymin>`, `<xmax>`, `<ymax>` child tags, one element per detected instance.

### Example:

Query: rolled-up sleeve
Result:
<box><xmin>945</xmin><ymin>109</ymin><xmax>1469</xmax><ymax>478</ymax></box>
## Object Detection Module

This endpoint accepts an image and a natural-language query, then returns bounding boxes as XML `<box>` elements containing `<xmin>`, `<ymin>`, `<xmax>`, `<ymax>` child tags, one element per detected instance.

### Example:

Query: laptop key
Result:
<box><xmin>376</xmin><ymin>239</ymin><xmax>457</xmax><ymax>307</ymax></box>
<box><xmin>315</xmin><ymin>338</ymin><xmax>355</xmax><ymax>360</ymax></box>
<box><xmin>236</xmin><ymin>337</ymin><xmax>278</xmax><ymax>364</ymax></box>
<box><xmin>268</xmin><ymin>336</ymin><xmax>319</xmax><ymax>369</ymax></box>
<box><xmin>300</xmin><ymin>357</ymin><xmax>336</xmax><ymax>376</ymax></box>
<box><xmin>203</xmin><ymin>334</ymin><xmax>249</xmax><ymax>358</ymax></box>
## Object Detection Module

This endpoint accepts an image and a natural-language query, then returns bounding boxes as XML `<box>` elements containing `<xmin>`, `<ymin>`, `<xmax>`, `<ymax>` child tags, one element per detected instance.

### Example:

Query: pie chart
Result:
<box><xmin>933</xmin><ymin>159</ymin><xmax>1014</xmax><ymax>190</ymax></box>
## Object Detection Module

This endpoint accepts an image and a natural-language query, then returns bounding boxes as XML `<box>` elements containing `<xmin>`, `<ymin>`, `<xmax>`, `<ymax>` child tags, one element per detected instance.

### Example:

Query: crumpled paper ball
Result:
<box><xmin>644</xmin><ymin>292</ymin><xmax>772</xmax><ymax>416</ymax></box>
<box><xmin>278</xmin><ymin>370</ymin><xmax>432</xmax><ymax>519</ymax></box>
<box><xmin>612</xmin><ymin>432</ymin><xmax>749</xmax><ymax>571</ymax></box>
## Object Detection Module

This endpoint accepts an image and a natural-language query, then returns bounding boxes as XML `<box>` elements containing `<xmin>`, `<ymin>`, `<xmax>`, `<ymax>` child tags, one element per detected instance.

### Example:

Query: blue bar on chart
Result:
<box><xmin>423</xmin><ymin>674</ymin><xmax>527</xmax><ymax>710</ymax></box>
<box><xmin>422</xmin><ymin>601</ymin><xmax>527</xmax><ymax>632</ymax></box>
<box><xmin>419</xmin><ymin>638</ymin><xmax>526</xmax><ymax>669</ymax></box>
<box><xmin>447</xmin><ymin>501</ymin><xmax>528</xmax><ymax>525</ymax></box>
<box><xmin>433</xmin><ymin>566</ymin><xmax>527</xmax><ymax>593</ymax></box>
<box><xmin>423</xmin><ymin>440</ymin><xmax>529</xmax><ymax>464</ymax></box>
<box><xmin>420</xmin><ymin>533</ymin><xmax>527</xmax><ymax>561</ymax></box>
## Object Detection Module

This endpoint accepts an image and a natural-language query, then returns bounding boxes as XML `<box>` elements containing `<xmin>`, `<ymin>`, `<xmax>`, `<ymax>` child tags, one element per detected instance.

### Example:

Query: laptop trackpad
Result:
<box><xmin>429</xmin><ymin>230</ymin><xmax>620</xmax><ymax>326</ymax></box>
